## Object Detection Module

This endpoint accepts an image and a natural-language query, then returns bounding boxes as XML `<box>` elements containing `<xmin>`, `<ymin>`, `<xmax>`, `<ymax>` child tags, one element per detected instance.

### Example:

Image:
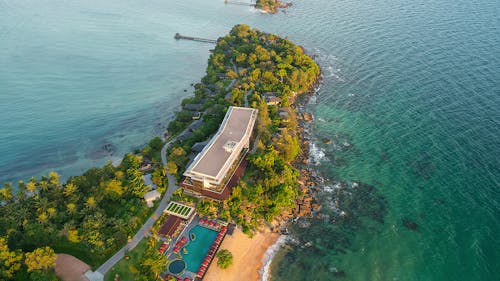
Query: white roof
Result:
<box><xmin>184</xmin><ymin>106</ymin><xmax>257</xmax><ymax>180</ymax></box>
<box><xmin>143</xmin><ymin>190</ymin><xmax>161</xmax><ymax>201</ymax></box>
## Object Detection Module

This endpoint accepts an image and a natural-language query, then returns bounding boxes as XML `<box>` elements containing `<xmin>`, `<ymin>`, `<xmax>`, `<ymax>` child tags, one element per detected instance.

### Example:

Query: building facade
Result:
<box><xmin>181</xmin><ymin>106</ymin><xmax>258</xmax><ymax>200</ymax></box>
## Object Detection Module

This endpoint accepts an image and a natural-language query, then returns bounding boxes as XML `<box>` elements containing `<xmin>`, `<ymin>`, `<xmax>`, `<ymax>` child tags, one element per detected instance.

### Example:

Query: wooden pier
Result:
<box><xmin>224</xmin><ymin>0</ymin><xmax>256</xmax><ymax>7</ymax></box>
<box><xmin>174</xmin><ymin>33</ymin><xmax>217</xmax><ymax>44</ymax></box>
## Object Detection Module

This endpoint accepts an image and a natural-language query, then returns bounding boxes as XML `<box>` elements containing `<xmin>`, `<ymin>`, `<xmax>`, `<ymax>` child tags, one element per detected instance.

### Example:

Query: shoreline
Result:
<box><xmin>203</xmin><ymin>228</ymin><xmax>280</xmax><ymax>281</ymax></box>
<box><xmin>259</xmin><ymin>235</ymin><xmax>287</xmax><ymax>281</ymax></box>
<box><xmin>207</xmin><ymin>72</ymin><xmax>324</xmax><ymax>281</ymax></box>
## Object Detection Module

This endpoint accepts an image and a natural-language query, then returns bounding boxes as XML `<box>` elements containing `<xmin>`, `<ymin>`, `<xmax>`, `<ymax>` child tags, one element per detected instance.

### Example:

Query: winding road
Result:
<box><xmin>95</xmin><ymin>137</ymin><xmax>179</xmax><ymax>277</ymax></box>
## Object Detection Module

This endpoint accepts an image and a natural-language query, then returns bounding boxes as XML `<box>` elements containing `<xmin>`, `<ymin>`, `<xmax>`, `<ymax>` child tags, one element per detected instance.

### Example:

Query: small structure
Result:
<box><xmin>164</xmin><ymin>201</ymin><xmax>195</xmax><ymax>220</ymax></box>
<box><xmin>142</xmin><ymin>174</ymin><xmax>157</xmax><ymax>190</ymax></box>
<box><xmin>143</xmin><ymin>190</ymin><xmax>161</xmax><ymax>207</ymax></box>
<box><xmin>192</xmin><ymin>112</ymin><xmax>202</xmax><ymax>120</ymax></box>
<box><xmin>264</xmin><ymin>92</ymin><xmax>282</xmax><ymax>106</ymax></box>
<box><xmin>184</xmin><ymin>103</ymin><xmax>203</xmax><ymax>111</ymax></box>
<box><xmin>278</xmin><ymin>108</ymin><xmax>291</xmax><ymax>121</ymax></box>
<box><xmin>158</xmin><ymin>216</ymin><xmax>183</xmax><ymax>238</ymax></box>
<box><xmin>181</xmin><ymin>106</ymin><xmax>258</xmax><ymax>200</ymax></box>
<box><xmin>191</xmin><ymin>141</ymin><xmax>208</xmax><ymax>154</ymax></box>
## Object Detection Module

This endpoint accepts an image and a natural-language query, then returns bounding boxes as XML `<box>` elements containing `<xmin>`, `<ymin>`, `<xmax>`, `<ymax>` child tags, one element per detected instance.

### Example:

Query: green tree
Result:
<box><xmin>166</xmin><ymin>161</ymin><xmax>178</xmax><ymax>175</ymax></box>
<box><xmin>0</xmin><ymin>183</ymin><xmax>14</xmax><ymax>202</ymax></box>
<box><xmin>63</xmin><ymin>182</ymin><xmax>78</xmax><ymax>197</ymax></box>
<box><xmin>24</xmin><ymin>246</ymin><xmax>56</xmax><ymax>273</ymax></box>
<box><xmin>216</xmin><ymin>249</ymin><xmax>233</xmax><ymax>269</ymax></box>
<box><xmin>139</xmin><ymin>238</ymin><xmax>167</xmax><ymax>279</ymax></box>
<box><xmin>0</xmin><ymin>237</ymin><xmax>23</xmax><ymax>279</ymax></box>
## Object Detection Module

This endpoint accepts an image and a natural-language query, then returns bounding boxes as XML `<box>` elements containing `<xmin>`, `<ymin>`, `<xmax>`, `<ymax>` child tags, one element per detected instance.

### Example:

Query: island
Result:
<box><xmin>255</xmin><ymin>0</ymin><xmax>292</xmax><ymax>14</ymax></box>
<box><xmin>0</xmin><ymin>24</ymin><xmax>320</xmax><ymax>281</ymax></box>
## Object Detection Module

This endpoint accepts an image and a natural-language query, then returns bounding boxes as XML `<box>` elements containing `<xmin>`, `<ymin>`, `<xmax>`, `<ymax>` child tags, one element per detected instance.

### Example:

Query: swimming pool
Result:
<box><xmin>181</xmin><ymin>225</ymin><xmax>218</xmax><ymax>272</ymax></box>
<box><xmin>168</xmin><ymin>259</ymin><xmax>186</xmax><ymax>274</ymax></box>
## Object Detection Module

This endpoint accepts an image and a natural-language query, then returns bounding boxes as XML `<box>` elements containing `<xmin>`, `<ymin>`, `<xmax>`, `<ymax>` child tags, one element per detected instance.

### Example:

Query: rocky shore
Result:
<box><xmin>269</xmin><ymin>74</ymin><xmax>324</xmax><ymax>233</ymax></box>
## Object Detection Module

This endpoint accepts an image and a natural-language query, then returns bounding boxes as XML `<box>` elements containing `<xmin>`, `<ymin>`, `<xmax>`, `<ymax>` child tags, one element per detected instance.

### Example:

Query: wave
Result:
<box><xmin>260</xmin><ymin>235</ymin><xmax>288</xmax><ymax>281</ymax></box>
<box><xmin>309</xmin><ymin>141</ymin><xmax>327</xmax><ymax>165</ymax></box>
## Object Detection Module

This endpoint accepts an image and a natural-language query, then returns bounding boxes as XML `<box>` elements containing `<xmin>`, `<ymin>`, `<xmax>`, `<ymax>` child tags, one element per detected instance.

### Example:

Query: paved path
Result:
<box><xmin>96</xmin><ymin>138</ymin><xmax>179</xmax><ymax>276</ymax></box>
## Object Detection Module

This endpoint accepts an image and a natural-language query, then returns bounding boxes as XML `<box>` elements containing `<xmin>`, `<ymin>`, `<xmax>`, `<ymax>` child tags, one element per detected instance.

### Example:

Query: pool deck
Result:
<box><xmin>162</xmin><ymin>215</ymin><xmax>228</xmax><ymax>280</ymax></box>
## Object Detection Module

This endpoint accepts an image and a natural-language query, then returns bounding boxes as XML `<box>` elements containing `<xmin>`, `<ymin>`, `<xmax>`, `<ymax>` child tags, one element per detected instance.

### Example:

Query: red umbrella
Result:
<box><xmin>181</xmin><ymin>237</ymin><xmax>187</xmax><ymax>243</ymax></box>
<box><xmin>214</xmin><ymin>223</ymin><xmax>219</xmax><ymax>228</ymax></box>
<box><xmin>201</xmin><ymin>265</ymin><xmax>207</xmax><ymax>271</ymax></box>
<box><xmin>184</xmin><ymin>278</ymin><xmax>190</xmax><ymax>281</ymax></box>
<box><xmin>202</xmin><ymin>261</ymin><xmax>208</xmax><ymax>266</ymax></box>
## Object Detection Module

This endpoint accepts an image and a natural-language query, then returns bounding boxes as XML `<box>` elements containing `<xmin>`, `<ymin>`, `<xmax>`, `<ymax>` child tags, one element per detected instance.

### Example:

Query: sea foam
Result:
<box><xmin>260</xmin><ymin>235</ymin><xmax>288</xmax><ymax>281</ymax></box>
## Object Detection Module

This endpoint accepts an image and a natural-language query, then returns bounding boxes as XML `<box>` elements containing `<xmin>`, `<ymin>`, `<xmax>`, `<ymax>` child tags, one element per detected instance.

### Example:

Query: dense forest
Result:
<box><xmin>190</xmin><ymin>24</ymin><xmax>320</xmax><ymax>233</ymax></box>
<box><xmin>0</xmin><ymin>138</ymin><xmax>167</xmax><ymax>280</ymax></box>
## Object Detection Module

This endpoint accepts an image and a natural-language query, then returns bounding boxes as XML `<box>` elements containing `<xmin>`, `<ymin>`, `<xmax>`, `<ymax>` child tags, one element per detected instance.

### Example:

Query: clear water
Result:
<box><xmin>182</xmin><ymin>225</ymin><xmax>218</xmax><ymax>273</ymax></box>
<box><xmin>1</xmin><ymin>0</ymin><xmax>499</xmax><ymax>280</ymax></box>
<box><xmin>168</xmin><ymin>259</ymin><xmax>186</xmax><ymax>275</ymax></box>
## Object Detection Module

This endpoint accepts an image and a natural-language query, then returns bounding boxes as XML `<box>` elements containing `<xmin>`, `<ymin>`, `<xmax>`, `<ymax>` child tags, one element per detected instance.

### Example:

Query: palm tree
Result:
<box><xmin>35</xmin><ymin>197</ymin><xmax>50</xmax><ymax>213</ymax></box>
<box><xmin>48</xmin><ymin>171</ymin><xmax>60</xmax><ymax>187</ymax></box>
<box><xmin>63</xmin><ymin>183</ymin><xmax>78</xmax><ymax>197</ymax></box>
<box><xmin>27</xmin><ymin>177</ymin><xmax>37</xmax><ymax>194</ymax></box>
<box><xmin>85</xmin><ymin>197</ymin><xmax>97</xmax><ymax>210</ymax></box>
<box><xmin>0</xmin><ymin>183</ymin><xmax>14</xmax><ymax>202</ymax></box>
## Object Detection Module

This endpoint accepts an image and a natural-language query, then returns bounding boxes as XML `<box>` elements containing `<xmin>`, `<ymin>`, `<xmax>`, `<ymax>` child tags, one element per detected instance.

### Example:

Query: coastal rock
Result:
<box><xmin>322</xmin><ymin>138</ymin><xmax>332</xmax><ymax>144</ymax></box>
<box><xmin>402</xmin><ymin>218</ymin><xmax>418</xmax><ymax>231</ymax></box>
<box><xmin>303</xmin><ymin>112</ymin><xmax>313</xmax><ymax>122</ymax></box>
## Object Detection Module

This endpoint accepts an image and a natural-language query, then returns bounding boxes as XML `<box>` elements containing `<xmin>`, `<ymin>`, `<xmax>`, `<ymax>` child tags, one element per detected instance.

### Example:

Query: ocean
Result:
<box><xmin>1</xmin><ymin>0</ymin><xmax>499</xmax><ymax>280</ymax></box>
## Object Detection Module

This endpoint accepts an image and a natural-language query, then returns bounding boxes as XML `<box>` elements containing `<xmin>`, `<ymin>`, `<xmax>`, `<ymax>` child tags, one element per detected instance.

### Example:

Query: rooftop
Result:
<box><xmin>164</xmin><ymin>201</ymin><xmax>195</xmax><ymax>219</ymax></box>
<box><xmin>184</xmin><ymin>107</ymin><xmax>257</xmax><ymax>180</ymax></box>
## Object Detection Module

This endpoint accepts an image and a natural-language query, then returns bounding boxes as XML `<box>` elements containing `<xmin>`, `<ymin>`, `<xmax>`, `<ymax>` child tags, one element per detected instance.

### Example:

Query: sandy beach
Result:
<box><xmin>203</xmin><ymin>228</ymin><xmax>280</xmax><ymax>281</ymax></box>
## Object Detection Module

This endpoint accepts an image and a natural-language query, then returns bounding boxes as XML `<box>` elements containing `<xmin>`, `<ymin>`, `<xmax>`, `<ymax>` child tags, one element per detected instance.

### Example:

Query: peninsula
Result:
<box><xmin>0</xmin><ymin>24</ymin><xmax>320</xmax><ymax>281</ymax></box>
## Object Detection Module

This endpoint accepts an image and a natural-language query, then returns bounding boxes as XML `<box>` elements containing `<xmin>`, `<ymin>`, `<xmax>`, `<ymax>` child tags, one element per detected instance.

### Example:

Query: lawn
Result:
<box><xmin>104</xmin><ymin>238</ymin><xmax>148</xmax><ymax>281</ymax></box>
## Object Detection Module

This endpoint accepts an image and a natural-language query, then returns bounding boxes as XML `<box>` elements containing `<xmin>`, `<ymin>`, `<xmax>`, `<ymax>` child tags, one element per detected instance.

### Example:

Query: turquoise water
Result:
<box><xmin>168</xmin><ymin>259</ymin><xmax>186</xmax><ymax>275</ymax></box>
<box><xmin>181</xmin><ymin>225</ymin><xmax>218</xmax><ymax>272</ymax></box>
<box><xmin>1</xmin><ymin>0</ymin><xmax>499</xmax><ymax>280</ymax></box>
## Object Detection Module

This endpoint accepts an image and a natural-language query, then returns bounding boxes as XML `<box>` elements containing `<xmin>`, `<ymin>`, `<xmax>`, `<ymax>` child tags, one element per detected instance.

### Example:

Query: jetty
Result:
<box><xmin>224</xmin><ymin>0</ymin><xmax>256</xmax><ymax>7</ymax></box>
<box><xmin>174</xmin><ymin>33</ymin><xmax>217</xmax><ymax>44</ymax></box>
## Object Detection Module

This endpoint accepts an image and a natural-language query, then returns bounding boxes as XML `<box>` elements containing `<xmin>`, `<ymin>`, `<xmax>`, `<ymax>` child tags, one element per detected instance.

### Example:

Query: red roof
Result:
<box><xmin>158</xmin><ymin>216</ymin><xmax>182</xmax><ymax>237</ymax></box>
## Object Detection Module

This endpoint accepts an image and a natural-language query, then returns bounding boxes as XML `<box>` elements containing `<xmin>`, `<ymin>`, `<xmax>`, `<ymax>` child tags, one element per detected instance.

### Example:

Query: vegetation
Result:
<box><xmin>0</xmin><ymin>24</ymin><xmax>318</xmax><ymax>280</ymax></box>
<box><xmin>216</xmin><ymin>249</ymin><xmax>233</xmax><ymax>269</ymax></box>
<box><xmin>0</xmin><ymin>238</ymin><xmax>58</xmax><ymax>281</ymax></box>
<box><xmin>182</xmin><ymin>24</ymin><xmax>320</xmax><ymax>234</ymax></box>
<box><xmin>0</xmin><ymin>139</ymin><xmax>167</xmax><ymax>280</ymax></box>
<box><xmin>255</xmin><ymin>0</ymin><xmax>288</xmax><ymax>13</ymax></box>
